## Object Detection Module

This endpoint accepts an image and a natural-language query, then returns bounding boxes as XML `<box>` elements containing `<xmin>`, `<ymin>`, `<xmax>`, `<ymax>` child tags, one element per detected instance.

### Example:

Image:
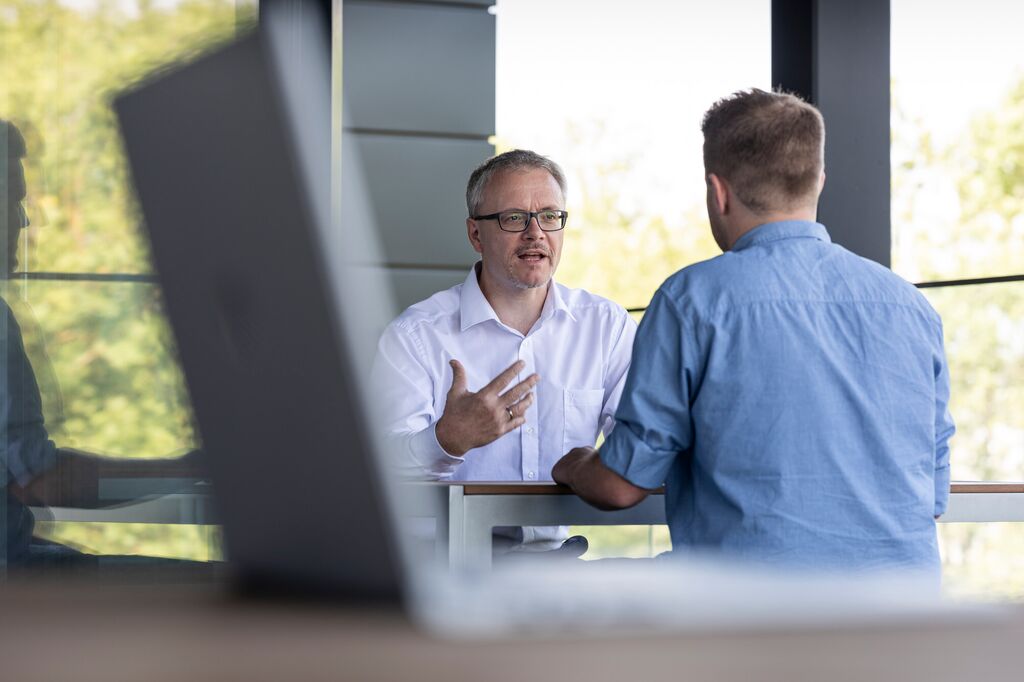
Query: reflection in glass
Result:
<box><xmin>1</xmin><ymin>0</ymin><xmax>255</xmax><ymax>276</ymax></box>
<box><xmin>3</xmin><ymin>120</ymin><xmax>206</xmax><ymax>567</ymax></box>
<box><xmin>1</xmin><ymin>0</ymin><xmax>254</xmax><ymax>569</ymax></box>
<box><xmin>8</xmin><ymin>279</ymin><xmax>196</xmax><ymax>458</ymax></box>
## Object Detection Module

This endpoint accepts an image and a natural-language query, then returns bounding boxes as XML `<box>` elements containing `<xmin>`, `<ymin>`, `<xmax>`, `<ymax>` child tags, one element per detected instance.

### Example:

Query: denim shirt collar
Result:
<box><xmin>731</xmin><ymin>220</ymin><xmax>831</xmax><ymax>252</ymax></box>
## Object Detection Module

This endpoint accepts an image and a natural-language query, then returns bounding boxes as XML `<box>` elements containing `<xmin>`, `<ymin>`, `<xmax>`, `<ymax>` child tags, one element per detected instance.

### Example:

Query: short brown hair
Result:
<box><xmin>466</xmin><ymin>149</ymin><xmax>567</xmax><ymax>216</ymax></box>
<box><xmin>701</xmin><ymin>89</ymin><xmax>824</xmax><ymax>214</ymax></box>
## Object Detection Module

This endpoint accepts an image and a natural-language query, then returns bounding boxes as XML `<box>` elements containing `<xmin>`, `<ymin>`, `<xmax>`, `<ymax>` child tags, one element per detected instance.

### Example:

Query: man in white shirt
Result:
<box><xmin>373</xmin><ymin>149</ymin><xmax>636</xmax><ymax>553</ymax></box>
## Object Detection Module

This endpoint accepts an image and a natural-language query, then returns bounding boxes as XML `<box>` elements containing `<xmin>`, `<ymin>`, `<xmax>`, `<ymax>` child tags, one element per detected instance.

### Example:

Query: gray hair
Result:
<box><xmin>465</xmin><ymin>149</ymin><xmax>567</xmax><ymax>216</ymax></box>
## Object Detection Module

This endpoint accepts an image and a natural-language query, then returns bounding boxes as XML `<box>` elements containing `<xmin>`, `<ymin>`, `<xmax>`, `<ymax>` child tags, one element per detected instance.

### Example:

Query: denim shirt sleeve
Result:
<box><xmin>932</xmin><ymin>320</ymin><xmax>955</xmax><ymax>517</ymax></box>
<box><xmin>600</xmin><ymin>289</ymin><xmax>695</xmax><ymax>489</ymax></box>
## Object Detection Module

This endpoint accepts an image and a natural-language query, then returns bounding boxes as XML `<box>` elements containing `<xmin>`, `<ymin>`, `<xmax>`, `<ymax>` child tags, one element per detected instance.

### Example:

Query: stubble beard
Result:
<box><xmin>505</xmin><ymin>258</ymin><xmax>554</xmax><ymax>290</ymax></box>
<box><xmin>508</xmin><ymin>270</ymin><xmax>549</xmax><ymax>290</ymax></box>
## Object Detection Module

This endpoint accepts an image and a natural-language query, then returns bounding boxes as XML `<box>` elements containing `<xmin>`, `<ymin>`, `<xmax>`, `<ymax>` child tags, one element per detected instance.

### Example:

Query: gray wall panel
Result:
<box><xmin>343</xmin><ymin>1</ymin><xmax>495</xmax><ymax>135</ymax></box>
<box><xmin>387</xmin><ymin>267</ymin><xmax>469</xmax><ymax>312</ymax></box>
<box><xmin>341</xmin><ymin>132</ymin><xmax>492</xmax><ymax>267</ymax></box>
<box><xmin>341</xmin><ymin>0</ymin><xmax>494</xmax><ymax>306</ymax></box>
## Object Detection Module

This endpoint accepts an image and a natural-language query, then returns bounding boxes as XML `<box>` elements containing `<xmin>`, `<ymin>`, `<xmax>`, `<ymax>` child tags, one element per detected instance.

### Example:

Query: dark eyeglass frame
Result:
<box><xmin>471</xmin><ymin>209</ymin><xmax>568</xmax><ymax>233</ymax></box>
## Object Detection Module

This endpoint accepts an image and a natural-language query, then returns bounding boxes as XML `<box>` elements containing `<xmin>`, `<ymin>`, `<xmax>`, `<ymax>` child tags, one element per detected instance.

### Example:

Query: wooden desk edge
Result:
<box><xmin>460</xmin><ymin>482</ymin><xmax>1024</xmax><ymax>495</ymax></box>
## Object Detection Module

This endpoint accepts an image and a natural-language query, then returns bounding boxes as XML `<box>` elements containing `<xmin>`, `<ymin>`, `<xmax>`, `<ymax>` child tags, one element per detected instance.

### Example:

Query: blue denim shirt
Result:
<box><xmin>601</xmin><ymin>221</ymin><xmax>954</xmax><ymax>571</ymax></box>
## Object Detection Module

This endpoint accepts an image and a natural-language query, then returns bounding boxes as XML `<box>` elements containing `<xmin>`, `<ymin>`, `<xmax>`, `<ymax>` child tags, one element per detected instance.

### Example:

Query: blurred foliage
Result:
<box><xmin>940</xmin><ymin>523</ymin><xmax>1024</xmax><ymax>601</ymax></box>
<box><xmin>922</xmin><ymin>285</ymin><xmax>1024</xmax><ymax>483</ymax></box>
<box><xmin>573</xmin><ymin>525</ymin><xmax>671</xmax><ymax>561</ymax></box>
<box><xmin>893</xmin><ymin>79</ymin><xmax>1024</xmax><ymax>599</ymax></box>
<box><xmin>6</xmin><ymin>279</ymin><xmax>198</xmax><ymax>458</ymax></box>
<box><xmin>495</xmin><ymin>122</ymin><xmax>720</xmax><ymax>309</ymax></box>
<box><xmin>36</xmin><ymin>521</ymin><xmax>222</xmax><ymax>561</ymax></box>
<box><xmin>893</xmin><ymin>79</ymin><xmax>1024</xmax><ymax>484</ymax></box>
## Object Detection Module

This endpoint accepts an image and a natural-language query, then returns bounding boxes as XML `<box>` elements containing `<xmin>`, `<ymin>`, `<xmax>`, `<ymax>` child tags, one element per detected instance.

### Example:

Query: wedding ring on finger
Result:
<box><xmin>506</xmin><ymin>407</ymin><xmax>515</xmax><ymax>421</ymax></box>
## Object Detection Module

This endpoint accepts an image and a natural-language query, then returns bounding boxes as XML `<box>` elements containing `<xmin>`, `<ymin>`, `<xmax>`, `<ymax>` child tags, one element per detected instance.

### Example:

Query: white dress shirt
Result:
<box><xmin>372</xmin><ymin>264</ymin><xmax>636</xmax><ymax>550</ymax></box>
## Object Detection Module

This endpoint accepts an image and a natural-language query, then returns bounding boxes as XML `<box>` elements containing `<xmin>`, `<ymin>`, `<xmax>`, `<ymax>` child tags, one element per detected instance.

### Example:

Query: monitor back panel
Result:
<box><xmin>114</xmin><ymin>23</ymin><xmax>402</xmax><ymax>601</ymax></box>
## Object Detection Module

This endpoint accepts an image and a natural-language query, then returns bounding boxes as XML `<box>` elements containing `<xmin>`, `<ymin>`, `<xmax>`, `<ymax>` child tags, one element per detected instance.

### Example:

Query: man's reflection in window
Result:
<box><xmin>1</xmin><ymin>118</ymin><xmax>55</xmax><ymax>565</ymax></box>
<box><xmin>2</xmin><ymin>119</ymin><xmax>203</xmax><ymax>570</ymax></box>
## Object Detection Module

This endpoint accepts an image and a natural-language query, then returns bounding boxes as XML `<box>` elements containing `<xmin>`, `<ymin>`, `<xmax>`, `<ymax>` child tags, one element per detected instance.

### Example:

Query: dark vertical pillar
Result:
<box><xmin>771</xmin><ymin>0</ymin><xmax>815</xmax><ymax>101</ymax></box>
<box><xmin>772</xmin><ymin>0</ymin><xmax>891</xmax><ymax>268</ymax></box>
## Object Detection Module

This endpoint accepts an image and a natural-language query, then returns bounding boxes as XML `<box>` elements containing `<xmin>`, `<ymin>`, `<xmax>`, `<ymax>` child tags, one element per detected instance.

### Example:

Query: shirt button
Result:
<box><xmin>526</xmin><ymin>426</ymin><xmax>535</xmax><ymax>434</ymax></box>
<box><xmin>527</xmin><ymin>471</ymin><xmax>536</xmax><ymax>480</ymax></box>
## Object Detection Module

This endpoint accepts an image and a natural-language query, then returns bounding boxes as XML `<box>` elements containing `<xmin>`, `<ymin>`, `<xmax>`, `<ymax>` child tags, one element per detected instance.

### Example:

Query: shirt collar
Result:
<box><xmin>543</xmin><ymin>274</ymin><xmax>577</xmax><ymax>323</ymax></box>
<box><xmin>459</xmin><ymin>262</ymin><xmax>575</xmax><ymax>332</ymax></box>
<box><xmin>730</xmin><ymin>220</ymin><xmax>831</xmax><ymax>252</ymax></box>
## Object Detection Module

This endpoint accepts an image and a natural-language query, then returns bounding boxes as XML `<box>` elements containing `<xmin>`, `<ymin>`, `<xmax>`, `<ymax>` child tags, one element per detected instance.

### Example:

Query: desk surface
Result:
<box><xmin>453</xmin><ymin>481</ymin><xmax>1024</xmax><ymax>495</ymax></box>
<box><xmin>1</xmin><ymin>578</ymin><xmax>1022</xmax><ymax>682</ymax></box>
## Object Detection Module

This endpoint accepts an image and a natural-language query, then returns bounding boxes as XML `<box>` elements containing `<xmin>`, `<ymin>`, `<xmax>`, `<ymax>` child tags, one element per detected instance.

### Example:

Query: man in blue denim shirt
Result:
<box><xmin>553</xmin><ymin>90</ymin><xmax>954</xmax><ymax>572</ymax></box>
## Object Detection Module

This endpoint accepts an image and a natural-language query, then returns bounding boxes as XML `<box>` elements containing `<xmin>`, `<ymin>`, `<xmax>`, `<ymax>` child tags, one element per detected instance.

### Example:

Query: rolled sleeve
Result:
<box><xmin>598</xmin><ymin>290</ymin><xmax>694</xmax><ymax>490</ymax></box>
<box><xmin>600</xmin><ymin>421</ymin><xmax>677</xmax><ymax>490</ymax></box>
<box><xmin>3</xmin><ymin>425</ymin><xmax>58</xmax><ymax>488</ymax></box>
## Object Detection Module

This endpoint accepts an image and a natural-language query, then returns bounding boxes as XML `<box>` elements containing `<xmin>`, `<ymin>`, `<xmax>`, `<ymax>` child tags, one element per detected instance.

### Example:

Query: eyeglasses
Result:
<box><xmin>471</xmin><ymin>209</ymin><xmax>568</xmax><ymax>232</ymax></box>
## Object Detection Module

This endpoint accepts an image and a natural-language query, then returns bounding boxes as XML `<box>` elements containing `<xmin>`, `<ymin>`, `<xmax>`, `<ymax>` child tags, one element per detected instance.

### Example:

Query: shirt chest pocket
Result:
<box><xmin>562</xmin><ymin>388</ymin><xmax>606</xmax><ymax>451</ymax></box>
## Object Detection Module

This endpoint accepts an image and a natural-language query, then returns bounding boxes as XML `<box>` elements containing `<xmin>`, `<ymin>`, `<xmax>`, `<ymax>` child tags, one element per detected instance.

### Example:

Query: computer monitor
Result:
<box><xmin>114</xmin><ymin>4</ymin><xmax>406</xmax><ymax>600</ymax></box>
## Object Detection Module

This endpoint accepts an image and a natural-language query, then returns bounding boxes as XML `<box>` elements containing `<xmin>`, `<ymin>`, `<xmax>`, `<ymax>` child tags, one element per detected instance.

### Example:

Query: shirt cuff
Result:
<box><xmin>408</xmin><ymin>423</ymin><xmax>465</xmax><ymax>478</ymax></box>
<box><xmin>3</xmin><ymin>428</ymin><xmax>58</xmax><ymax>488</ymax></box>
<box><xmin>599</xmin><ymin>421</ymin><xmax>675</xmax><ymax>490</ymax></box>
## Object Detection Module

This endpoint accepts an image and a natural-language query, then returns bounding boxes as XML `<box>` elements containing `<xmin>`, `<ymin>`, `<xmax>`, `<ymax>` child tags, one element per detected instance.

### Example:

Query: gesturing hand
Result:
<box><xmin>434</xmin><ymin>359</ymin><xmax>538</xmax><ymax>457</ymax></box>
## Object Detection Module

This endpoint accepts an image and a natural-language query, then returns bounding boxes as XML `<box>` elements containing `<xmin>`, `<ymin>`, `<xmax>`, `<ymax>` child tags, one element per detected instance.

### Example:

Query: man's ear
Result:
<box><xmin>818</xmin><ymin>170</ymin><xmax>826</xmax><ymax>193</ymax></box>
<box><xmin>708</xmin><ymin>173</ymin><xmax>730</xmax><ymax>216</ymax></box>
<box><xmin>467</xmin><ymin>217</ymin><xmax>484</xmax><ymax>254</ymax></box>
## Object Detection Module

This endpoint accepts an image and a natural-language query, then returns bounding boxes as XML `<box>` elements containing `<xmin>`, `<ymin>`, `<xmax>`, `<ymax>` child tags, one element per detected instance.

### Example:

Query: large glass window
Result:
<box><xmin>891</xmin><ymin>0</ymin><xmax>1024</xmax><ymax>284</ymax></box>
<box><xmin>2</xmin><ymin>0</ymin><xmax>254</xmax><ymax>565</ymax></box>
<box><xmin>495</xmin><ymin>0</ymin><xmax>770</xmax><ymax>310</ymax></box>
<box><xmin>892</xmin><ymin>0</ymin><xmax>1024</xmax><ymax>598</ymax></box>
<box><xmin>496</xmin><ymin>0</ymin><xmax>770</xmax><ymax>556</ymax></box>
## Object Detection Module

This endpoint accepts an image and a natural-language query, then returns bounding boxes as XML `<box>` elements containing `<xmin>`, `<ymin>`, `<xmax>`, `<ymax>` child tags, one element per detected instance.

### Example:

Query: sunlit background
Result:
<box><xmin>2</xmin><ymin>0</ymin><xmax>1022</xmax><ymax>598</ymax></box>
<box><xmin>495</xmin><ymin>0</ymin><xmax>1024</xmax><ymax>597</ymax></box>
